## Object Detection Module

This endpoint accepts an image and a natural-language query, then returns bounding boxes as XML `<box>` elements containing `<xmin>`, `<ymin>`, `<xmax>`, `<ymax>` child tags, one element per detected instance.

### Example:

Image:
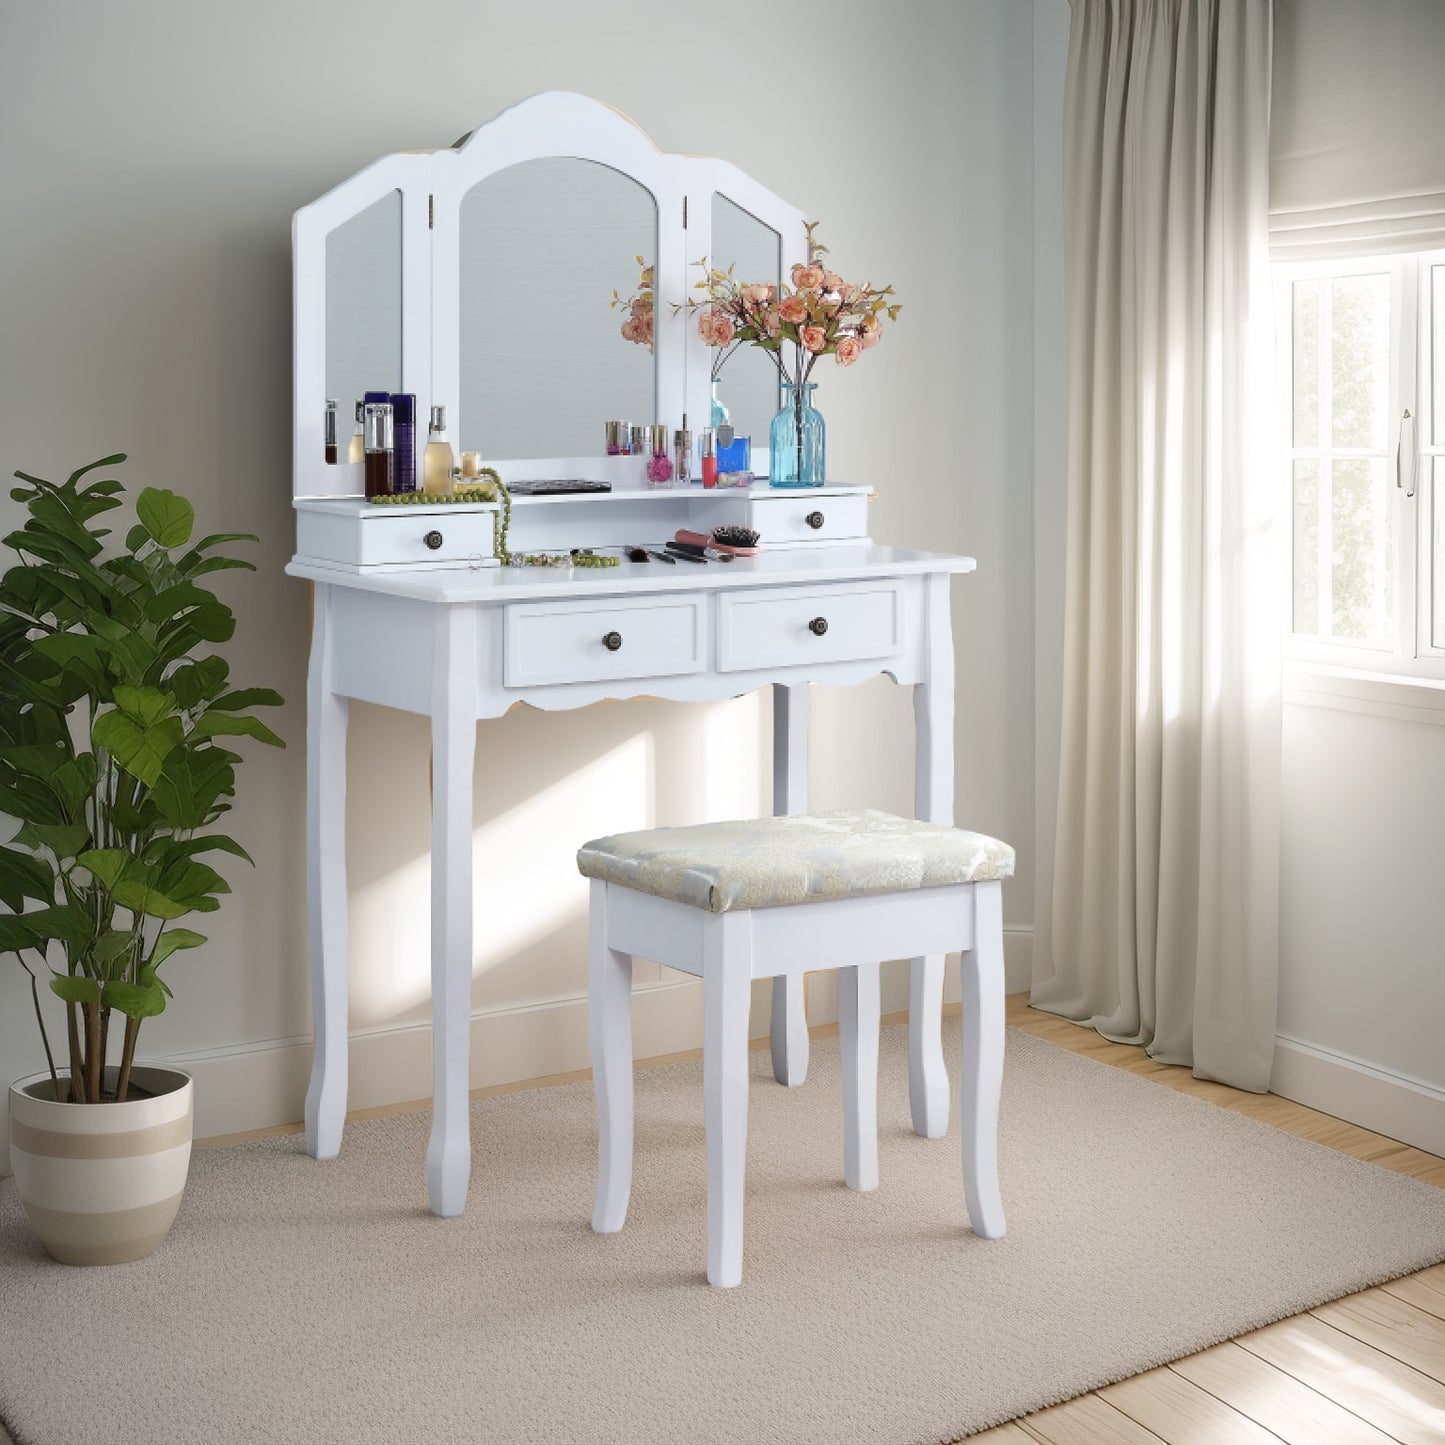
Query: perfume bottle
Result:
<box><xmin>389</xmin><ymin>393</ymin><xmax>417</xmax><ymax>493</ymax></box>
<box><xmin>347</xmin><ymin>400</ymin><xmax>365</xmax><ymax>464</ymax></box>
<box><xmin>701</xmin><ymin>428</ymin><xmax>717</xmax><ymax>488</ymax></box>
<box><xmin>363</xmin><ymin>401</ymin><xmax>394</xmax><ymax>499</ymax></box>
<box><xmin>324</xmin><ymin>399</ymin><xmax>338</xmax><ymax>464</ymax></box>
<box><xmin>717</xmin><ymin>430</ymin><xmax>751</xmax><ymax>473</ymax></box>
<box><xmin>646</xmin><ymin>422</ymin><xmax>673</xmax><ymax>487</ymax></box>
<box><xmin>673</xmin><ymin>426</ymin><xmax>692</xmax><ymax>486</ymax></box>
<box><xmin>423</xmin><ymin>405</ymin><xmax>454</xmax><ymax>495</ymax></box>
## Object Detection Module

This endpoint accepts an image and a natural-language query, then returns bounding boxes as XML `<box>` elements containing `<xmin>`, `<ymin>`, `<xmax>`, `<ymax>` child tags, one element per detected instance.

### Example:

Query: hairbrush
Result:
<box><xmin>709</xmin><ymin>524</ymin><xmax>761</xmax><ymax>556</ymax></box>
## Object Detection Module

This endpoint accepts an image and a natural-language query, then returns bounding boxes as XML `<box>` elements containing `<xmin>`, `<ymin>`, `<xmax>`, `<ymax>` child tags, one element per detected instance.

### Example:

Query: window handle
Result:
<box><xmin>1397</xmin><ymin>409</ymin><xmax>1417</xmax><ymax>499</ymax></box>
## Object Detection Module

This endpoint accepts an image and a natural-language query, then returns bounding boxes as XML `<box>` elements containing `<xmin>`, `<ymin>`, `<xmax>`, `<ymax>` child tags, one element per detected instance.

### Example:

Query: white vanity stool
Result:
<box><xmin>578</xmin><ymin>809</ymin><xmax>1014</xmax><ymax>1287</ymax></box>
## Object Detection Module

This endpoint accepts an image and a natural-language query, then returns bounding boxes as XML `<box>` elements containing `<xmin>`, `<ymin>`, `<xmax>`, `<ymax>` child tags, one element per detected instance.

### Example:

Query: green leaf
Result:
<box><xmin>147</xmin><ymin>834</ymin><xmax>253</xmax><ymax>869</ymax></box>
<box><xmin>25</xmin><ymin>904</ymin><xmax>94</xmax><ymax>946</ymax></box>
<box><xmin>168</xmin><ymin>656</ymin><xmax>229</xmax><ymax>710</ymax></box>
<box><xmin>151</xmin><ymin>747</ymin><xmax>236</xmax><ymax>830</ymax></box>
<box><xmin>149</xmin><ymin>927</ymin><xmax>206</xmax><ymax>969</ymax></box>
<box><xmin>50</xmin><ymin>974</ymin><xmax>102</xmax><ymax>1006</ymax></box>
<box><xmin>52</xmin><ymin>753</ymin><xmax>97</xmax><ymax>813</ymax></box>
<box><xmin>113</xmin><ymin>685</ymin><xmax>176</xmax><ymax>728</ymax></box>
<box><xmin>210</xmin><ymin>687</ymin><xmax>284</xmax><ymax>712</ymax></box>
<box><xmin>77</xmin><ymin>848</ymin><xmax>133</xmax><ymax>891</ymax></box>
<box><xmin>92</xmin><ymin>929</ymin><xmax>135</xmax><ymax>967</ymax></box>
<box><xmin>111</xmin><ymin>879</ymin><xmax>190</xmax><ymax>920</ymax></box>
<box><xmin>0</xmin><ymin>846</ymin><xmax>53</xmax><ymax>911</ymax></box>
<box><xmin>12</xmin><ymin>821</ymin><xmax>92</xmax><ymax>862</ymax></box>
<box><xmin>0</xmin><ymin>915</ymin><xmax>39</xmax><ymax>954</ymax></box>
<box><xmin>190</xmin><ymin>713</ymin><xmax>285</xmax><ymax>748</ymax></box>
<box><xmin>65</xmin><ymin>454</ymin><xmax>126</xmax><ymax>486</ymax></box>
<box><xmin>102</xmin><ymin>979</ymin><xmax>167</xmax><ymax>1019</ymax></box>
<box><xmin>93</xmin><ymin>709</ymin><xmax>183</xmax><ymax>788</ymax></box>
<box><xmin>135</xmin><ymin>487</ymin><xmax>195</xmax><ymax>549</ymax></box>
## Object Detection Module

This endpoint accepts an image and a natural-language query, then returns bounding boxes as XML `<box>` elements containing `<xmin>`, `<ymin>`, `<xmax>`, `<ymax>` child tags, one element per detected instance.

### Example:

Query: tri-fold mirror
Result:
<box><xmin>294</xmin><ymin>92</ymin><xmax>805</xmax><ymax>496</ymax></box>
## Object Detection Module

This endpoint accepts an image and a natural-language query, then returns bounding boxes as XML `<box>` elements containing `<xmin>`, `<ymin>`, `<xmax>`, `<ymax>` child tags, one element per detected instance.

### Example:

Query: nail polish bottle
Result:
<box><xmin>618</xmin><ymin>420</ymin><xmax>632</xmax><ymax>456</ymax></box>
<box><xmin>363</xmin><ymin>401</ymin><xmax>394</xmax><ymax>499</ymax></box>
<box><xmin>347</xmin><ymin>400</ymin><xmax>365</xmax><ymax>464</ymax></box>
<box><xmin>324</xmin><ymin>399</ymin><xmax>338</xmax><ymax>464</ymax></box>
<box><xmin>606</xmin><ymin>420</ymin><xmax>624</xmax><ymax>456</ymax></box>
<box><xmin>646</xmin><ymin>423</ymin><xmax>673</xmax><ymax>487</ymax></box>
<box><xmin>673</xmin><ymin>426</ymin><xmax>692</xmax><ymax>486</ymax></box>
<box><xmin>701</xmin><ymin>428</ymin><xmax>717</xmax><ymax>488</ymax></box>
<box><xmin>389</xmin><ymin>393</ymin><xmax>417</xmax><ymax>493</ymax></box>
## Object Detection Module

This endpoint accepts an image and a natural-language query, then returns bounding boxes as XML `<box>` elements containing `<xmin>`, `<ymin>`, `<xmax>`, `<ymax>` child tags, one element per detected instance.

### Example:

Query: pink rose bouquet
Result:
<box><xmin>676</xmin><ymin>221</ymin><xmax>901</xmax><ymax>391</ymax></box>
<box><xmin>610</xmin><ymin>257</ymin><xmax>656</xmax><ymax>353</ymax></box>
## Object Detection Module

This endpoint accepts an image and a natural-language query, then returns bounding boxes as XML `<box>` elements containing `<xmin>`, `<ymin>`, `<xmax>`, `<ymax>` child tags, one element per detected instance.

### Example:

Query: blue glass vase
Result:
<box><xmin>769</xmin><ymin>381</ymin><xmax>825</xmax><ymax>488</ymax></box>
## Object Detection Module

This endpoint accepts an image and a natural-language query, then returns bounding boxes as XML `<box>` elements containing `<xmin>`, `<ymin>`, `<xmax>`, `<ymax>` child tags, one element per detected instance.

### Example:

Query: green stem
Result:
<box><xmin>66</xmin><ymin>1002</ymin><xmax>84</xmax><ymax>1103</ymax></box>
<box><xmin>18</xmin><ymin>955</ymin><xmax>59</xmax><ymax>1097</ymax></box>
<box><xmin>115</xmin><ymin>1015</ymin><xmax>141</xmax><ymax>1104</ymax></box>
<box><xmin>83</xmin><ymin>1002</ymin><xmax>101</xmax><ymax>1102</ymax></box>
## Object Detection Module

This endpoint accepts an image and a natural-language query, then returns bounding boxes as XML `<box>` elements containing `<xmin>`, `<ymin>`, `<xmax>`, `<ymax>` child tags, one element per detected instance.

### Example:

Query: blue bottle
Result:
<box><xmin>389</xmin><ymin>393</ymin><xmax>417</xmax><ymax>493</ymax></box>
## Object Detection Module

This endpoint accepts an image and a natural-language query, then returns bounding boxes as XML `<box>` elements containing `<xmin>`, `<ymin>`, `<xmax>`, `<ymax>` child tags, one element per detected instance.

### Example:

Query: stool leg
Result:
<box><xmin>960</xmin><ymin>881</ymin><xmax>1006</xmax><ymax>1239</ymax></box>
<box><xmin>589</xmin><ymin>882</ymin><xmax>634</xmax><ymax>1235</ymax></box>
<box><xmin>704</xmin><ymin>911</ymin><xmax>752</xmax><ymax>1287</ymax></box>
<box><xmin>770</xmin><ymin>976</ymin><xmax>809</xmax><ymax>1087</ymax></box>
<box><xmin>908</xmin><ymin>955</ymin><xmax>950</xmax><ymax>1138</ymax></box>
<box><xmin>838</xmin><ymin>962</ymin><xmax>880</xmax><ymax>1192</ymax></box>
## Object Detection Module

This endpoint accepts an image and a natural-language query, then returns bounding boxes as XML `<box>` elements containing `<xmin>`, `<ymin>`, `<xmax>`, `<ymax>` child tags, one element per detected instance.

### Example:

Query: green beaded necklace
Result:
<box><xmin>367</xmin><ymin>470</ymin><xmax>619</xmax><ymax>569</ymax></box>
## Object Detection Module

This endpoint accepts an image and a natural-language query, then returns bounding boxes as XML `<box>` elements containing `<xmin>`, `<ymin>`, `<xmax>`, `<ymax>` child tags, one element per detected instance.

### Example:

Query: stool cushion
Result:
<box><xmin>577</xmin><ymin>810</ymin><xmax>1013</xmax><ymax>914</ymax></box>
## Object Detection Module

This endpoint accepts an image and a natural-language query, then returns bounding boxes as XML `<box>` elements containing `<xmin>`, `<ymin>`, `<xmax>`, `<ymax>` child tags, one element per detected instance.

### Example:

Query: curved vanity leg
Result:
<box><xmin>770</xmin><ymin>683</ymin><xmax>810</xmax><ymax>1086</ymax></box>
<box><xmin>960</xmin><ymin>881</ymin><xmax>1007</xmax><ymax>1238</ymax></box>
<box><xmin>911</xmin><ymin>573</ymin><xmax>955</xmax><ymax>1139</ymax></box>
<box><xmin>305</xmin><ymin>584</ymin><xmax>350</xmax><ymax>1161</ymax></box>
<box><xmin>426</xmin><ymin>604</ymin><xmax>478</xmax><ymax>1218</ymax></box>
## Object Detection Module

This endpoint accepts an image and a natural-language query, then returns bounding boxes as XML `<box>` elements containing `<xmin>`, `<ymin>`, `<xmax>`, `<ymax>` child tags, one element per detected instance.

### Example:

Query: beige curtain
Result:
<box><xmin>1033</xmin><ymin>0</ymin><xmax>1282</xmax><ymax>1091</ymax></box>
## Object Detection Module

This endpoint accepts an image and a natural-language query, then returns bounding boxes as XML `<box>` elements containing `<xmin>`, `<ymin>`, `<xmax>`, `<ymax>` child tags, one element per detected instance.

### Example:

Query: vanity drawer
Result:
<box><xmin>504</xmin><ymin>594</ymin><xmax>707</xmax><ymax>688</ymax></box>
<box><xmin>747</xmin><ymin>493</ymin><xmax>869</xmax><ymax>545</ymax></box>
<box><xmin>296</xmin><ymin>506</ymin><xmax>497</xmax><ymax>569</ymax></box>
<box><xmin>717</xmin><ymin>582</ymin><xmax>902</xmax><ymax>673</ymax></box>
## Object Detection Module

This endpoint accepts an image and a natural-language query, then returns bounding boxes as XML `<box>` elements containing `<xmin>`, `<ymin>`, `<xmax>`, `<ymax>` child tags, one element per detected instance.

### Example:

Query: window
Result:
<box><xmin>1274</xmin><ymin>250</ymin><xmax>1445</xmax><ymax>677</ymax></box>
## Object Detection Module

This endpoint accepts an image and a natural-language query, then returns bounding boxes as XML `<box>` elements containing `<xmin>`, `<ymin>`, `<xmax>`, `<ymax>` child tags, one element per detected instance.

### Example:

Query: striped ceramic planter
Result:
<box><xmin>8</xmin><ymin>1065</ymin><xmax>193</xmax><ymax>1266</ymax></box>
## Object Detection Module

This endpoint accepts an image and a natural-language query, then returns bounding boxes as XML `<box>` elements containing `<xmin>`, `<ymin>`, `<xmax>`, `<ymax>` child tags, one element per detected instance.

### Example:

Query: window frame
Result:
<box><xmin>1274</xmin><ymin>248</ymin><xmax>1445</xmax><ymax>683</ymax></box>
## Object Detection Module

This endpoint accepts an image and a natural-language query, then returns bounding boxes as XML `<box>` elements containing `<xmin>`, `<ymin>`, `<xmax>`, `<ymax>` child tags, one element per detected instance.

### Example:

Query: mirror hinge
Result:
<box><xmin>428</xmin><ymin>195</ymin><xmax>434</xmax><ymax>230</ymax></box>
<box><xmin>683</xmin><ymin>196</ymin><xmax>688</xmax><ymax>228</ymax></box>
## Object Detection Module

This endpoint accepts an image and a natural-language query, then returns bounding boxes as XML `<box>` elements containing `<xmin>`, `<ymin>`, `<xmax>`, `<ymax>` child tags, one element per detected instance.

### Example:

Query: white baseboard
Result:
<box><xmin>0</xmin><ymin>927</ymin><xmax>1038</xmax><ymax>1178</ymax></box>
<box><xmin>1271</xmin><ymin>1033</ymin><xmax>1445</xmax><ymax>1158</ymax></box>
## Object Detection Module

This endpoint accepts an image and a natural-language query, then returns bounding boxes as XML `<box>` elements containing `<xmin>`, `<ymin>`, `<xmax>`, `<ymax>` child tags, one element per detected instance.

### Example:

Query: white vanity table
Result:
<box><xmin>288</xmin><ymin>93</ymin><xmax>977</xmax><ymax>1218</ymax></box>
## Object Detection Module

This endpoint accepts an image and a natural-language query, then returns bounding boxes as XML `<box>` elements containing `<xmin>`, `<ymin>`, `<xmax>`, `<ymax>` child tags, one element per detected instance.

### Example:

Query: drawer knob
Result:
<box><xmin>808</xmin><ymin>616</ymin><xmax>829</xmax><ymax>637</ymax></box>
<box><xmin>806</xmin><ymin>510</ymin><xmax>825</xmax><ymax>530</ymax></box>
<box><xmin>603</xmin><ymin>631</ymin><xmax>623</xmax><ymax>652</ymax></box>
<box><xmin>424</xmin><ymin>530</ymin><xmax>444</xmax><ymax>550</ymax></box>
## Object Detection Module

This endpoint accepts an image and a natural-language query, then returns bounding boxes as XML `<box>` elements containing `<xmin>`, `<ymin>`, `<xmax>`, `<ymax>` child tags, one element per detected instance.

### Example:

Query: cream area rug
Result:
<box><xmin>3</xmin><ymin>1022</ymin><xmax>1445</xmax><ymax>1445</ymax></box>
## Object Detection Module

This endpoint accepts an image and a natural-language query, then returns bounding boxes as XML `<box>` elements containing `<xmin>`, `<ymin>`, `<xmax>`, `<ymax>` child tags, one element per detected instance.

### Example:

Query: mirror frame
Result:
<box><xmin>292</xmin><ymin>93</ymin><xmax>805</xmax><ymax>499</ymax></box>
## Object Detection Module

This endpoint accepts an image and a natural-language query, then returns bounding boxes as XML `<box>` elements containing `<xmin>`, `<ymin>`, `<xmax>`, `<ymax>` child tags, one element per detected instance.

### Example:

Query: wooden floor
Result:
<box><xmin>187</xmin><ymin>994</ymin><xmax>1445</xmax><ymax>1444</ymax></box>
<box><xmin>969</xmin><ymin>996</ymin><xmax>1445</xmax><ymax>1444</ymax></box>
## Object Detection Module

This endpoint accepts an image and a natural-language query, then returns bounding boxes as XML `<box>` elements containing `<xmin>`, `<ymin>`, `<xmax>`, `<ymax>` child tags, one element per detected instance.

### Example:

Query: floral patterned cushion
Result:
<box><xmin>577</xmin><ymin>810</ymin><xmax>1013</xmax><ymax>914</ymax></box>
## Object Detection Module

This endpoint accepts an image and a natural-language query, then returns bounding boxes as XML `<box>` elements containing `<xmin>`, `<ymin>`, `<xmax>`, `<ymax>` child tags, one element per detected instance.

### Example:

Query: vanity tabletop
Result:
<box><xmin>286</xmin><ymin>543</ymin><xmax>977</xmax><ymax>605</ymax></box>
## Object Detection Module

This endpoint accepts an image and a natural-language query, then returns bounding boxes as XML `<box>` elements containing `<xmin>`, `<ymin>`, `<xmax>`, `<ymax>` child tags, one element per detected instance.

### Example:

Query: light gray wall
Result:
<box><xmin>0</xmin><ymin>0</ymin><xmax>1037</xmax><ymax>1152</ymax></box>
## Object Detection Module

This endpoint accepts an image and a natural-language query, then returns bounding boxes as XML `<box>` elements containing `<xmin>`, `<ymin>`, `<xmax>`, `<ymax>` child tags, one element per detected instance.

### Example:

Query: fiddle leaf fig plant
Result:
<box><xmin>0</xmin><ymin>455</ymin><xmax>284</xmax><ymax>1103</ymax></box>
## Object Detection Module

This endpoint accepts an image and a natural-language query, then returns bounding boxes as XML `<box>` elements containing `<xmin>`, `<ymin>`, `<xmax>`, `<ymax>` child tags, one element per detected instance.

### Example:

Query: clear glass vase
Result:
<box><xmin>768</xmin><ymin>381</ymin><xmax>825</xmax><ymax>489</ymax></box>
<box><xmin>710</xmin><ymin>379</ymin><xmax>731</xmax><ymax>430</ymax></box>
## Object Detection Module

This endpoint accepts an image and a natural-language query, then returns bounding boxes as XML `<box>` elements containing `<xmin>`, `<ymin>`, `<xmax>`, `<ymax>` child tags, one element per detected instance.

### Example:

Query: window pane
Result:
<box><xmin>1330</xmin><ymin>273</ymin><xmax>1390</xmax><ymax>449</ymax></box>
<box><xmin>1433</xmin><ymin>265</ymin><xmax>1445</xmax><ymax>448</ymax></box>
<box><xmin>1330</xmin><ymin>457</ymin><xmax>1393</xmax><ymax>646</ymax></box>
<box><xmin>1433</xmin><ymin>459</ymin><xmax>1445</xmax><ymax>651</ymax></box>
<box><xmin>1292</xmin><ymin>458</ymin><xmax>1320</xmax><ymax>634</ymax></box>
<box><xmin>1292</xmin><ymin>279</ymin><xmax>1320</xmax><ymax>448</ymax></box>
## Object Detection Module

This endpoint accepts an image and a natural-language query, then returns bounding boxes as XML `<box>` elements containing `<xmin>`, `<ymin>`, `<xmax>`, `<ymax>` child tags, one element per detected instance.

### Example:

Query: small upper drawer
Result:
<box><xmin>504</xmin><ymin>593</ymin><xmax>707</xmax><ymax>688</ymax></box>
<box><xmin>716</xmin><ymin>582</ymin><xmax>902</xmax><ymax>674</ymax></box>
<box><xmin>296</xmin><ymin>505</ymin><xmax>497</xmax><ymax>569</ymax></box>
<box><xmin>747</xmin><ymin>493</ymin><xmax>869</xmax><ymax>545</ymax></box>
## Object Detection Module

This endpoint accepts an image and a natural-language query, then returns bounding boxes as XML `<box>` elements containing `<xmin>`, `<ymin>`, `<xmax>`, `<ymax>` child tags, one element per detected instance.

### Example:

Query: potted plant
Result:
<box><xmin>1</xmin><ymin>455</ymin><xmax>283</xmax><ymax>1264</ymax></box>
